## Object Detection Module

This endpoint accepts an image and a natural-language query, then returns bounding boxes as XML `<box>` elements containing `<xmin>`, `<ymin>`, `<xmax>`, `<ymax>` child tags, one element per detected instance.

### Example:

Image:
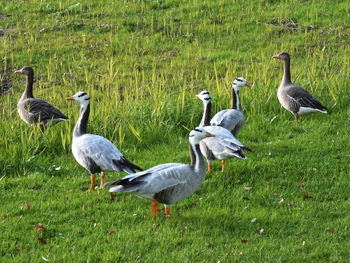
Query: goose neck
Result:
<box><xmin>73</xmin><ymin>103</ymin><xmax>90</xmax><ymax>137</ymax></box>
<box><xmin>282</xmin><ymin>57</ymin><xmax>292</xmax><ymax>85</ymax></box>
<box><xmin>189</xmin><ymin>143</ymin><xmax>205</xmax><ymax>172</ymax></box>
<box><xmin>199</xmin><ymin>101</ymin><xmax>211</xmax><ymax>127</ymax></box>
<box><xmin>23</xmin><ymin>73</ymin><xmax>34</xmax><ymax>99</ymax></box>
<box><xmin>231</xmin><ymin>88</ymin><xmax>241</xmax><ymax>111</ymax></box>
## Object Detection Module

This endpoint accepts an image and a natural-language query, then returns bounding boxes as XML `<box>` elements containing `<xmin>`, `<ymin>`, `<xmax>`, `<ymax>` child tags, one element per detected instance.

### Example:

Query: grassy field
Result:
<box><xmin>1</xmin><ymin>0</ymin><xmax>350</xmax><ymax>262</ymax></box>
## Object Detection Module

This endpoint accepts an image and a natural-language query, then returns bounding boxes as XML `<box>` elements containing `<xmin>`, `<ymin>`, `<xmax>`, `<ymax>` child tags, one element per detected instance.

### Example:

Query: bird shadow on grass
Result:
<box><xmin>150</xmin><ymin>208</ymin><xmax>244</xmax><ymax>236</ymax></box>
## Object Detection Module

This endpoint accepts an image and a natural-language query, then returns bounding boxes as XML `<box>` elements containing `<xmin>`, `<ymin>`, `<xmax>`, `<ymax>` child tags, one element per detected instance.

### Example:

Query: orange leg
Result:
<box><xmin>165</xmin><ymin>206</ymin><xmax>170</xmax><ymax>219</ymax></box>
<box><xmin>221</xmin><ymin>160</ymin><xmax>226</xmax><ymax>172</ymax></box>
<box><xmin>207</xmin><ymin>162</ymin><xmax>212</xmax><ymax>172</ymax></box>
<box><xmin>100</xmin><ymin>172</ymin><xmax>105</xmax><ymax>188</ymax></box>
<box><xmin>150</xmin><ymin>200</ymin><xmax>159</xmax><ymax>217</ymax></box>
<box><xmin>89</xmin><ymin>175</ymin><xmax>96</xmax><ymax>190</ymax></box>
<box><xmin>294</xmin><ymin>113</ymin><xmax>299</xmax><ymax>121</ymax></box>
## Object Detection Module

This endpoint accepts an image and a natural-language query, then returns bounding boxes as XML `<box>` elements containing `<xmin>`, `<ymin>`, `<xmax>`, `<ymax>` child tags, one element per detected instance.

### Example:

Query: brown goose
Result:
<box><xmin>15</xmin><ymin>66</ymin><xmax>68</xmax><ymax>130</ymax></box>
<box><xmin>272</xmin><ymin>52</ymin><xmax>328</xmax><ymax>120</ymax></box>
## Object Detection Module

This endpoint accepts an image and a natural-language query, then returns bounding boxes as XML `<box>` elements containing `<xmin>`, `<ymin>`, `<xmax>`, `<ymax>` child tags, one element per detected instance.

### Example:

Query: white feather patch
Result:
<box><xmin>298</xmin><ymin>107</ymin><xmax>327</xmax><ymax>115</ymax></box>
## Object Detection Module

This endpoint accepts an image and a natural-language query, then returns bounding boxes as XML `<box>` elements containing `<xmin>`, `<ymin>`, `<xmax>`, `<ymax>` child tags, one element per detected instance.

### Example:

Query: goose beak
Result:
<box><xmin>272</xmin><ymin>55</ymin><xmax>280</xmax><ymax>59</ymax></box>
<box><xmin>66</xmin><ymin>96</ymin><xmax>74</xmax><ymax>101</ymax></box>
<box><xmin>15</xmin><ymin>69</ymin><xmax>23</xmax><ymax>74</ymax></box>
<box><xmin>246</xmin><ymin>82</ymin><xmax>251</xmax><ymax>87</ymax></box>
<box><xmin>195</xmin><ymin>94</ymin><xmax>200</xmax><ymax>98</ymax></box>
<box><xmin>205</xmin><ymin>132</ymin><xmax>215</xmax><ymax>137</ymax></box>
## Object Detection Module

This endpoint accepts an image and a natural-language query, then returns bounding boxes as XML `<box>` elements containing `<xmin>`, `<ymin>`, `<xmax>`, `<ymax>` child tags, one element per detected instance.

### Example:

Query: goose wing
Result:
<box><xmin>200</xmin><ymin>126</ymin><xmax>250</xmax><ymax>160</ymax></box>
<box><xmin>203</xmin><ymin>125</ymin><xmax>244</xmax><ymax>147</ymax></box>
<box><xmin>210</xmin><ymin>109</ymin><xmax>244</xmax><ymax>132</ymax></box>
<box><xmin>285</xmin><ymin>85</ymin><xmax>327</xmax><ymax>111</ymax></box>
<box><xmin>22</xmin><ymin>98</ymin><xmax>68</xmax><ymax>121</ymax></box>
<box><xmin>201</xmin><ymin>137</ymin><xmax>248</xmax><ymax>159</ymax></box>
<box><xmin>73</xmin><ymin>134</ymin><xmax>141</xmax><ymax>173</ymax></box>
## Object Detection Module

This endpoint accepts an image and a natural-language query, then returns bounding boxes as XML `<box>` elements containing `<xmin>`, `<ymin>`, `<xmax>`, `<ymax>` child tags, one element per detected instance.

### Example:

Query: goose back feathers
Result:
<box><xmin>210</xmin><ymin>109</ymin><xmax>244</xmax><ymax>136</ymax></box>
<box><xmin>18</xmin><ymin>98</ymin><xmax>68</xmax><ymax>126</ymax></box>
<box><xmin>72</xmin><ymin>134</ymin><xmax>141</xmax><ymax>174</ymax></box>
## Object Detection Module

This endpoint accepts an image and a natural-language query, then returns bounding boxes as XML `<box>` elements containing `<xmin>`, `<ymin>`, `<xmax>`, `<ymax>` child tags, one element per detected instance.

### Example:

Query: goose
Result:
<box><xmin>196</xmin><ymin>91</ymin><xmax>251</xmax><ymax>172</ymax></box>
<box><xmin>272</xmin><ymin>52</ymin><xmax>328</xmax><ymax>120</ymax></box>
<box><xmin>66</xmin><ymin>91</ymin><xmax>142</xmax><ymax>190</ymax></box>
<box><xmin>210</xmin><ymin>77</ymin><xmax>250</xmax><ymax>136</ymax></box>
<box><xmin>15</xmin><ymin>66</ymin><xmax>68</xmax><ymax>130</ymax></box>
<box><xmin>104</xmin><ymin>127</ymin><xmax>214</xmax><ymax>219</ymax></box>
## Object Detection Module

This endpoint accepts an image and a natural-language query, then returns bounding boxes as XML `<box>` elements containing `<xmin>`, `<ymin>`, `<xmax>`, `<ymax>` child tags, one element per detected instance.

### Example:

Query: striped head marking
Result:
<box><xmin>67</xmin><ymin>91</ymin><xmax>90</xmax><ymax>104</ymax></box>
<box><xmin>232</xmin><ymin>77</ymin><xmax>249</xmax><ymax>90</ymax></box>
<box><xmin>189</xmin><ymin>127</ymin><xmax>215</xmax><ymax>144</ymax></box>
<box><xmin>196</xmin><ymin>90</ymin><xmax>211</xmax><ymax>103</ymax></box>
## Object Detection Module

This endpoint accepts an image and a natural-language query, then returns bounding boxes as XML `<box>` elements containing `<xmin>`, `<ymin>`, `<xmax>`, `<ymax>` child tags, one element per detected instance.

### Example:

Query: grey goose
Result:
<box><xmin>196</xmin><ymin>91</ymin><xmax>251</xmax><ymax>172</ymax></box>
<box><xmin>67</xmin><ymin>91</ymin><xmax>142</xmax><ymax>190</ymax></box>
<box><xmin>272</xmin><ymin>52</ymin><xmax>328</xmax><ymax>120</ymax></box>
<box><xmin>15</xmin><ymin>66</ymin><xmax>68</xmax><ymax>130</ymax></box>
<box><xmin>105</xmin><ymin>127</ymin><xmax>214</xmax><ymax>219</ymax></box>
<box><xmin>210</xmin><ymin>77</ymin><xmax>250</xmax><ymax>136</ymax></box>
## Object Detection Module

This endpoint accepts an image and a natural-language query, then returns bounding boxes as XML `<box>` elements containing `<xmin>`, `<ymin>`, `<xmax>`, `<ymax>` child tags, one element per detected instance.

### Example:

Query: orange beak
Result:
<box><xmin>66</xmin><ymin>96</ymin><xmax>74</xmax><ymax>101</ymax></box>
<box><xmin>205</xmin><ymin>132</ymin><xmax>215</xmax><ymax>137</ymax></box>
<box><xmin>272</xmin><ymin>55</ymin><xmax>280</xmax><ymax>59</ymax></box>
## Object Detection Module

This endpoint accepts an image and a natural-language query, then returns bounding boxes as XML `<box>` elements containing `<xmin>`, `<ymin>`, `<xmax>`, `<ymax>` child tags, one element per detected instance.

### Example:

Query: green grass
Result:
<box><xmin>1</xmin><ymin>0</ymin><xmax>350</xmax><ymax>262</ymax></box>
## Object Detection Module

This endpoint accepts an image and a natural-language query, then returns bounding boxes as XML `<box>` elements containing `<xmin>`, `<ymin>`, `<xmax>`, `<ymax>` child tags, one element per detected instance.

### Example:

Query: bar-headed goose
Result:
<box><xmin>15</xmin><ymin>66</ymin><xmax>68</xmax><ymax>130</ymax></box>
<box><xmin>210</xmin><ymin>77</ymin><xmax>250</xmax><ymax>136</ymax></box>
<box><xmin>67</xmin><ymin>91</ymin><xmax>142</xmax><ymax>190</ymax></box>
<box><xmin>272</xmin><ymin>52</ymin><xmax>328</xmax><ymax>120</ymax></box>
<box><xmin>196</xmin><ymin>91</ymin><xmax>251</xmax><ymax>172</ymax></box>
<box><xmin>105</xmin><ymin>127</ymin><xmax>214</xmax><ymax>219</ymax></box>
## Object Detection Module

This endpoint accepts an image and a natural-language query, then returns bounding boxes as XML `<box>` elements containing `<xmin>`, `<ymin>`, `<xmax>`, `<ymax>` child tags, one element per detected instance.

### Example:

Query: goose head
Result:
<box><xmin>66</xmin><ymin>91</ymin><xmax>90</xmax><ymax>106</ymax></box>
<box><xmin>15</xmin><ymin>66</ymin><xmax>34</xmax><ymax>76</ymax></box>
<box><xmin>272</xmin><ymin>52</ymin><xmax>290</xmax><ymax>61</ymax></box>
<box><xmin>232</xmin><ymin>77</ymin><xmax>250</xmax><ymax>91</ymax></box>
<box><xmin>189</xmin><ymin>127</ymin><xmax>215</xmax><ymax>144</ymax></box>
<box><xmin>196</xmin><ymin>90</ymin><xmax>211</xmax><ymax>105</ymax></box>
